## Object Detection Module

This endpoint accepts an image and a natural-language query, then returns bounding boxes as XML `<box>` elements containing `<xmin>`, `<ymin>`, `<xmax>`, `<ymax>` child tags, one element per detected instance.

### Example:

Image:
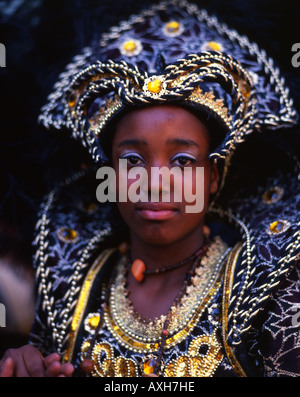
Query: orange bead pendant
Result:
<box><xmin>131</xmin><ymin>259</ymin><xmax>146</xmax><ymax>282</ymax></box>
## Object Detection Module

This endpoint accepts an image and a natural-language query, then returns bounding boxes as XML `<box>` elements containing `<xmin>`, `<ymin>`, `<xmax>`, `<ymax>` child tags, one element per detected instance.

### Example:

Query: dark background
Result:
<box><xmin>0</xmin><ymin>0</ymin><xmax>299</xmax><ymax>351</ymax></box>
<box><xmin>0</xmin><ymin>0</ymin><xmax>299</xmax><ymax>262</ymax></box>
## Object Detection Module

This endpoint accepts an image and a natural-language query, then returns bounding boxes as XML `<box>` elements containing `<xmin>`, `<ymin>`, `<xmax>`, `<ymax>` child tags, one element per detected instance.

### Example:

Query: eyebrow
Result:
<box><xmin>166</xmin><ymin>138</ymin><xmax>200</xmax><ymax>148</ymax></box>
<box><xmin>117</xmin><ymin>138</ymin><xmax>200</xmax><ymax>148</ymax></box>
<box><xmin>117</xmin><ymin>139</ymin><xmax>147</xmax><ymax>147</ymax></box>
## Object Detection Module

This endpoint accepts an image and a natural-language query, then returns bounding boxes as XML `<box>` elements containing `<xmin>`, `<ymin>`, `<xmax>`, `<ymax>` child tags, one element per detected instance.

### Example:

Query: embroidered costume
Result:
<box><xmin>28</xmin><ymin>1</ymin><xmax>300</xmax><ymax>377</ymax></box>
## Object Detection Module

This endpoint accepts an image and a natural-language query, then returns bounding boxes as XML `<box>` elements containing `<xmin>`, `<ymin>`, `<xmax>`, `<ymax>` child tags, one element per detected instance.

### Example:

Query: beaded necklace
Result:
<box><xmin>80</xmin><ymin>240</ymin><xmax>210</xmax><ymax>375</ymax></box>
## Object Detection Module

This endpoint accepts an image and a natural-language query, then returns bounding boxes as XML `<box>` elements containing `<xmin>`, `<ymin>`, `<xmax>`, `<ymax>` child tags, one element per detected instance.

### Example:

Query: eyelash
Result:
<box><xmin>171</xmin><ymin>154</ymin><xmax>196</xmax><ymax>166</ymax></box>
<box><xmin>120</xmin><ymin>153</ymin><xmax>197</xmax><ymax>166</ymax></box>
<box><xmin>121</xmin><ymin>153</ymin><xmax>144</xmax><ymax>165</ymax></box>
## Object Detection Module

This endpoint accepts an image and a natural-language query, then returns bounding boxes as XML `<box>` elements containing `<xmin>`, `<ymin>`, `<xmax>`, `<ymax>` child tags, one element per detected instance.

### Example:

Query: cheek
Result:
<box><xmin>179</xmin><ymin>165</ymin><xmax>211</xmax><ymax>210</ymax></box>
<box><xmin>114</xmin><ymin>167</ymin><xmax>138</xmax><ymax>223</ymax></box>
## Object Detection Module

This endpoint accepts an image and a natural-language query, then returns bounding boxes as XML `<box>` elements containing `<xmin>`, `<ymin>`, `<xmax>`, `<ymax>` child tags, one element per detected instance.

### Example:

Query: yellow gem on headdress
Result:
<box><xmin>120</xmin><ymin>39</ymin><xmax>142</xmax><ymax>57</ymax></box>
<box><xmin>166</xmin><ymin>21</ymin><xmax>180</xmax><ymax>33</ymax></box>
<box><xmin>147</xmin><ymin>79</ymin><xmax>162</xmax><ymax>94</ymax></box>
<box><xmin>123</xmin><ymin>40</ymin><xmax>137</xmax><ymax>53</ymax></box>
<box><xmin>207</xmin><ymin>41</ymin><xmax>222</xmax><ymax>51</ymax></box>
<box><xmin>163</xmin><ymin>20</ymin><xmax>184</xmax><ymax>37</ymax></box>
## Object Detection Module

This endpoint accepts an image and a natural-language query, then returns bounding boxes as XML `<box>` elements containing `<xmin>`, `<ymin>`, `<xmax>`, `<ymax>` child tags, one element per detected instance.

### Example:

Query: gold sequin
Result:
<box><xmin>164</xmin><ymin>331</ymin><xmax>223</xmax><ymax>377</ymax></box>
<box><xmin>81</xmin><ymin>340</ymin><xmax>139</xmax><ymax>377</ymax></box>
<box><xmin>188</xmin><ymin>87</ymin><xmax>232</xmax><ymax>128</ymax></box>
<box><xmin>107</xmin><ymin>238</ymin><xmax>228</xmax><ymax>347</ymax></box>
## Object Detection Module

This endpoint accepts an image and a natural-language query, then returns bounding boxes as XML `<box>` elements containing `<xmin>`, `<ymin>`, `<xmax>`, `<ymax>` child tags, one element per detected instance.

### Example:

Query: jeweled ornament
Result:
<box><xmin>120</xmin><ymin>39</ymin><xmax>143</xmax><ymax>57</ymax></box>
<box><xmin>57</xmin><ymin>227</ymin><xmax>79</xmax><ymax>243</ymax></box>
<box><xmin>147</xmin><ymin>79</ymin><xmax>163</xmax><ymax>94</ymax></box>
<box><xmin>123</xmin><ymin>40</ymin><xmax>137</xmax><ymax>53</ymax></box>
<box><xmin>163</xmin><ymin>20</ymin><xmax>183</xmax><ymax>37</ymax></box>
<box><xmin>207</xmin><ymin>41</ymin><xmax>222</xmax><ymax>51</ymax></box>
<box><xmin>263</xmin><ymin>186</ymin><xmax>284</xmax><ymax>204</ymax></box>
<box><xmin>267</xmin><ymin>220</ymin><xmax>290</xmax><ymax>235</ymax></box>
<box><xmin>143</xmin><ymin>357</ymin><xmax>156</xmax><ymax>375</ymax></box>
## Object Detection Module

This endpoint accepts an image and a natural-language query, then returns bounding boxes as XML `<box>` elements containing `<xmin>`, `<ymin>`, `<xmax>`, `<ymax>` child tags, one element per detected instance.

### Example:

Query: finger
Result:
<box><xmin>44</xmin><ymin>353</ymin><xmax>61</xmax><ymax>367</ymax></box>
<box><xmin>22</xmin><ymin>349</ymin><xmax>45</xmax><ymax>377</ymax></box>
<box><xmin>0</xmin><ymin>358</ymin><xmax>14</xmax><ymax>377</ymax></box>
<box><xmin>45</xmin><ymin>361</ymin><xmax>62</xmax><ymax>377</ymax></box>
<box><xmin>60</xmin><ymin>362</ymin><xmax>74</xmax><ymax>377</ymax></box>
<box><xmin>13</xmin><ymin>354</ymin><xmax>31</xmax><ymax>377</ymax></box>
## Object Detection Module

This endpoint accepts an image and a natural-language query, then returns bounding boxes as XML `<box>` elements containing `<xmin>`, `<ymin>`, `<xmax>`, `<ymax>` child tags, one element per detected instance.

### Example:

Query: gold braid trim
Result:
<box><xmin>63</xmin><ymin>248</ymin><xmax>116</xmax><ymax>363</ymax></box>
<box><xmin>222</xmin><ymin>242</ymin><xmax>247</xmax><ymax>377</ymax></box>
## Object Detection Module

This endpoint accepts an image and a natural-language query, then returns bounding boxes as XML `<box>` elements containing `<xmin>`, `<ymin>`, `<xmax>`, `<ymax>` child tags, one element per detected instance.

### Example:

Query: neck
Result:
<box><xmin>124</xmin><ymin>227</ymin><xmax>207</xmax><ymax>319</ymax></box>
<box><xmin>129</xmin><ymin>229</ymin><xmax>205</xmax><ymax>272</ymax></box>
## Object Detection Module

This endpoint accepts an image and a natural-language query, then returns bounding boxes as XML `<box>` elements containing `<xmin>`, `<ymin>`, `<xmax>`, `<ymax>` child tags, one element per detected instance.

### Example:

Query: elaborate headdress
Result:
<box><xmin>39</xmin><ymin>0</ymin><xmax>298</xmax><ymax>163</ymax></box>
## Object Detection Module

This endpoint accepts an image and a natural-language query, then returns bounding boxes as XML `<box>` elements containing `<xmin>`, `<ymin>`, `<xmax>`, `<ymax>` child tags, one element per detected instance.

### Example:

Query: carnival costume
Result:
<box><xmin>29</xmin><ymin>0</ymin><xmax>300</xmax><ymax>377</ymax></box>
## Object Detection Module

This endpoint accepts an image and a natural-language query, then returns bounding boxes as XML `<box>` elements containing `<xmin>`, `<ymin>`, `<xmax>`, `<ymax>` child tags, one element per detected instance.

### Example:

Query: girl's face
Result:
<box><xmin>111</xmin><ymin>105</ymin><xmax>219</xmax><ymax>247</ymax></box>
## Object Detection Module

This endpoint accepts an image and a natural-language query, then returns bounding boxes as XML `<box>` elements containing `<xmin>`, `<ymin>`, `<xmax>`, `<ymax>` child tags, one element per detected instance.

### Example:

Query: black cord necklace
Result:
<box><xmin>128</xmin><ymin>240</ymin><xmax>210</xmax><ymax>282</ymax></box>
<box><xmin>80</xmin><ymin>239</ymin><xmax>210</xmax><ymax>376</ymax></box>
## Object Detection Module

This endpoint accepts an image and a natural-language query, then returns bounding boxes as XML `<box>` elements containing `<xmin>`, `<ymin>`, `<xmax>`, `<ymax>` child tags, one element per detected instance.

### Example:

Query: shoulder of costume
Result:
<box><xmin>213</xmin><ymin>167</ymin><xmax>300</xmax><ymax>349</ymax></box>
<box><xmin>32</xmin><ymin>169</ymin><xmax>117</xmax><ymax>353</ymax></box>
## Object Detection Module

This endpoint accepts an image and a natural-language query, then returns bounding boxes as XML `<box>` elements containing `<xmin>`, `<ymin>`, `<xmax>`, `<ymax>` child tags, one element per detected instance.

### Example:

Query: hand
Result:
<box><xmin>0</xmin><ymin>345</ymin><xmax>74</xmax><ymax>377</ymax></box>
<box><xmin>44</xmin><ymin>353</ymin><xmax>74</xmax><ymax>377</ymax></box>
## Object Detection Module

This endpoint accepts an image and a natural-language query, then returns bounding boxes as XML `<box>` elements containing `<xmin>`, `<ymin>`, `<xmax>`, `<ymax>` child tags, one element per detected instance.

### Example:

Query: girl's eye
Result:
<box><xmin>172</xmin><ymin>154</ymin><xmax>196</xmax><ymax>166</ymax></box>
<box><xmin>121</xmin><ymin>153</ymin><xmax>144</xmax><ymax>165</ymax></box>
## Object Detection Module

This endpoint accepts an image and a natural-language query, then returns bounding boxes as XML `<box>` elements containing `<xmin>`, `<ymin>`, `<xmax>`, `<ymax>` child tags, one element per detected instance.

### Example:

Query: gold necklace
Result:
<box><xmin>80</xmin><ymin>237</ymin><xmax>230</xmax><ymax>375</ymax></box>
<box><xmin>107</xmin><ymin>236</ymin><xmax>229</xmax><ymax>346</ymax></box>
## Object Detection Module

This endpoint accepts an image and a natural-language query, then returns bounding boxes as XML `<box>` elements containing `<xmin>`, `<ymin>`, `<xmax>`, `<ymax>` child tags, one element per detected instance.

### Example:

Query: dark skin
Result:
<box><xmin>0</xmin><ymin>105</ymin><xmax>219</xmax><ymax>376</ymax></box>
<box><xmin>112</xmin><ymin>105</ymin><xmax>219</xmax><ymax>319</ymax></box>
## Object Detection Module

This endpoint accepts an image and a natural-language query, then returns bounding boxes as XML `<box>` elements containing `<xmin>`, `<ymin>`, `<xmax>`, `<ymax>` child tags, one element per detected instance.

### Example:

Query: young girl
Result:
<box><xmin>0</xmin><ymin>0</ymin><xmax>299</xmax><ymax>377</ymax></box>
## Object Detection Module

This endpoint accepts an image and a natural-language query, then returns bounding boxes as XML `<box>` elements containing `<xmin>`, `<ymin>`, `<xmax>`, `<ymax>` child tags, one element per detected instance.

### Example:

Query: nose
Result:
<box><xmin>142</xmin><ymin>163</ymin><xmax>181</xmax><ymax>202</ymax></box>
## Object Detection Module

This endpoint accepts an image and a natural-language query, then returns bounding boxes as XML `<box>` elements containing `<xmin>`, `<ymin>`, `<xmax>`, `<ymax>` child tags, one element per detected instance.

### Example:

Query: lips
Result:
<box><xmin>135</xmin><ymin>203</ymin><xmax>178</xmax><ymax>220</ymax></box>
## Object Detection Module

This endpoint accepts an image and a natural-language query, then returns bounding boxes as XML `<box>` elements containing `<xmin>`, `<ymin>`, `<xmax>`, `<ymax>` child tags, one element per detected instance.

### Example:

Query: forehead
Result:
<box><xmin>113</xmin><ymin>105</ymin><xmax>210</xmax><ymax>145</ymax></box>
